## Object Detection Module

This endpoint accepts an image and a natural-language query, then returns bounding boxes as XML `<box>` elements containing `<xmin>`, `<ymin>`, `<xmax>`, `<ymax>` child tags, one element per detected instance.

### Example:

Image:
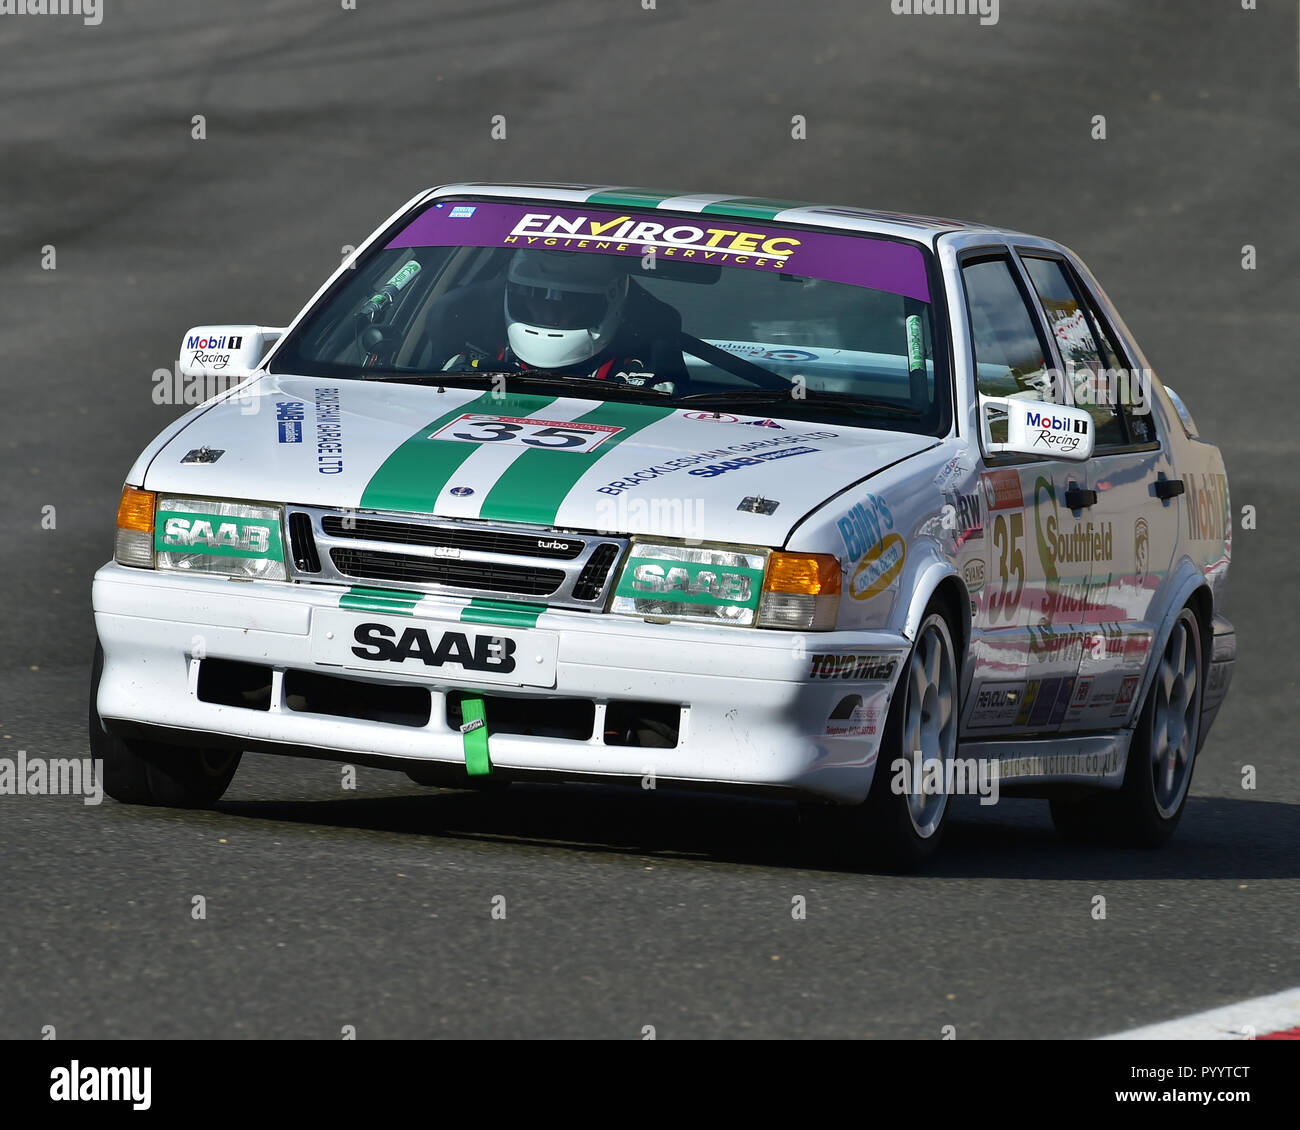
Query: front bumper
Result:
<box><xmin>92</xmin><ymin>563</ymin><xmax>911</xmax><ymax>802</ymax></box>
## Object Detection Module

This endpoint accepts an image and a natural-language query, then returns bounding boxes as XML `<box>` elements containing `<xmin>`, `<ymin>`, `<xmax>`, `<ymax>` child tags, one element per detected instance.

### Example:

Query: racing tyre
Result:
<box><xmin>89</xmin><ymin>642</ymin><xmax>241</xmax><ymax>808</ymax></box>
<box><xmin>853</xmin><ymin>607</ymin><xmax>961</xmax><ymax>871</ymax></box>
<box><xmin>1050</xmin><ymin>606</ymin><xmax>1203</xmax><ymax>847</ymax></box>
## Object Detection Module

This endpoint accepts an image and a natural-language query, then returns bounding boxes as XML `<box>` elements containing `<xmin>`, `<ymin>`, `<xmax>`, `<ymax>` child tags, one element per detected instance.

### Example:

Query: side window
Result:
<box><xmin>961</xmin><ymin>255</ymin><xmax>1055</xmax><ymax>444</ymax></box>
<box><xmin>1020</xmin><ymin>255</ymin><xmax>1128</xmax><ymax>447</ymax></box>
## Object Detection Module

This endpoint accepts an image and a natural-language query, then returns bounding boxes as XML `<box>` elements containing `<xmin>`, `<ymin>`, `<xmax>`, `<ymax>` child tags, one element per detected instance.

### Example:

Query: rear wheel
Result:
<box><xmin>1050</xmin><ymin>605</ymin><xmax>1203</xmax><ymax>846</ymax></box>
<box><xmin>90</xmin><ymin>642</ymin><xmax>241</xmax><ymax>808</ymax></box>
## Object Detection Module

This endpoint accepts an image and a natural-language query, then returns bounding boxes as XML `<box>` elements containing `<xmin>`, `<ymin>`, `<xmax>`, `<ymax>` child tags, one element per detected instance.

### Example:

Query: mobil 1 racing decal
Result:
<box><xmin>184</xmin><ymin>331</ymin><xmax>243</xmax><ymax>371</ymax></box>
<box><xmin>1033</xmin><ymin>475</ymin><xmax>1112</xmax><ymax>618</ymax></box>
<box><xmin>387</xmin><ymin>201</ymin><xmax>932</xmax><ymax>300</ymax></box>
<box><xmin>809</xmin><ymin>653</ymin><xmax>898</xmax><ymax>681</ymax></box>
<box><xmin>1182</xmin><ymin>472</ymin><xmax>1229</xmax><ymax>543</ymax></box>
<box><xmin>836</xmin><ymin>492</ymin><xmax>905</xmax><ymax>601</ymax></box>
<box><xmin>431</xmin><ymin>414</ymin><xmax>623</xmax><ymax>453</ymax></box>
<box><xmin>597</xmin><ymin>430</ymin><xmax>837</xmax><ymax>495</ymax></box>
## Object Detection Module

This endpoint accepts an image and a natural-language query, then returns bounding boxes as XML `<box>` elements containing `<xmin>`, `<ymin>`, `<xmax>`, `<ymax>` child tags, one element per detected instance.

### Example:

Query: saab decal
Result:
<box><xmin>155</xmin><ymin>513</ymin><xmax>281</xmax><ymax>559</ymax></box>
<box><xmin>688</xmin><ymin>446</ymin><xmax>817</xmax><ymax>477</ymax></box>
<box><xmin>276</xmin><ymin>399</ymin><xmax>305</xmax><ymax>444</ymax></box>
<box><xmin>849</xmin><ymin>533</ymin><xmax>906</xmax><ymax>601</ymax></box>
<box><xmin>351</xmin><ymin>624</ymin><xmax>517</xmax><ymax>672</ymax></box>
<box><xmin>621</xmin><ymin>561</ymin><xmax>762</xmax><ymax>608</ymax></box>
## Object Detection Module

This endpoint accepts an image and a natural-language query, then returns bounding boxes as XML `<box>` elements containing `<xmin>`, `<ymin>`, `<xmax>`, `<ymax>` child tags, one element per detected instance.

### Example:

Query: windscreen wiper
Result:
<box><xmin>354</xmin><ymin>368</ymin><xmax>670</xmax><ymax>398</ymax></box>
<box><xmin>678</xmin><ymin>387</ymin><xmax>923</xmax><ymax>417</ymax></box>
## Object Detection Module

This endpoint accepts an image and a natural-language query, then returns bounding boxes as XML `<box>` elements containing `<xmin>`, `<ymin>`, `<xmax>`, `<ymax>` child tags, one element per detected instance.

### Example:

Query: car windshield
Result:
<box><xmin>270</xmin><ymin>199</ymin><xmax>949</xmax><ymax>435</ymax></box>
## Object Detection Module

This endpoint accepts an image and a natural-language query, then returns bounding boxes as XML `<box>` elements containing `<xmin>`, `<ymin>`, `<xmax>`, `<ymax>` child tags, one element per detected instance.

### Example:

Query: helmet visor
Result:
<box><xmin>507</xmin><ymin>283</ymin><xmax>611</xmax><ymax>330</ymax></box>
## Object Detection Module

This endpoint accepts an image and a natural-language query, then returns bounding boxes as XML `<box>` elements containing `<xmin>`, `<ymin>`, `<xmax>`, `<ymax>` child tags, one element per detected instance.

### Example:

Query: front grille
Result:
<box><xmin>288</xmin><ymin>507</ymin><xmax>629</xmax><ymax>611</ymax></box>
<box><xmin>331</xmin><ymin>548</ymin><xmax>564</xmax><ymax>595</ymax></box>
<box><xmin>288</xmin><ymin>511</ymin><xmax>321</xmax><ymax>573</ymax></box>
<box><xmin>321</xmin><ymin>516</ymin><xmax>584</xmax><ymax>560</ymax></box>
<box><xmin>573</xmin><ymin>543</ymin><xmax>621</xmax><ymax>601</ymax></box>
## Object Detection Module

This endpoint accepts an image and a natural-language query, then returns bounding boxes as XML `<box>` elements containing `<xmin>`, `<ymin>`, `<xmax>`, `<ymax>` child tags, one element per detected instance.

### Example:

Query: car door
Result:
<box><xmin>958</xmin><ymin>250</ymin><xmax>1091</xmax><ymax>738</ymax></box>
<box><xmin>1016</xmin><ymin>251</ymin><xmax>1176</xmax><ymax>730</ymax></box>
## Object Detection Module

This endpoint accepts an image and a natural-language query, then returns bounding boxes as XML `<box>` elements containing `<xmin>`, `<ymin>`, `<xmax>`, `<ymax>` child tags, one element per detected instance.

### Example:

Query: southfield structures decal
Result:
<box><xmin>387</xmin><ymin>202</ymin><xmax>931</xmax><ymax>300</ymax></box>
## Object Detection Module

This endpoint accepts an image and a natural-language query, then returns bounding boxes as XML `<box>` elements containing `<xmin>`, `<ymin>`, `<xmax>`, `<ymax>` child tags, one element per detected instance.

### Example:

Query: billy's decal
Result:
<box><xmin>351</xmin><ymin>624</ymin><xmax>516</xmax><ymax>673</ymax></box>
<box><xmin>836</xmin><ymin>492</ymin><xmax>905</xmax><ymax>601</ymax></box>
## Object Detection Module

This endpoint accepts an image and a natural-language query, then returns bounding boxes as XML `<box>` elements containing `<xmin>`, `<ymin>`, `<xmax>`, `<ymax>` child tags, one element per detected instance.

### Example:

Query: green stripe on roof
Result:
<box><xmin>584</xmin><ymin>188</ymin><xmax>686</xmax><ymax>209</ymax></box>
<box><xmin>460</xmin><ymin>599</ymin><xmax>546</xmax><ymax>629</ymax></box>
<box><xmin>340</xmin><ymin>586</ymin><xmax>424</xmax><ymax>615</ymax></box>
<box><xmin>699</xmin><ymin>198</ymin><xmax>810</xmax><ymax>221</ymax></box>
<box><xmin>476</xmin><ymin>401</ymin><xmax>674</xmax><ymax>526</ymax></box>
<box><xmin>360</xmin><ymin>392</ymin><xmax>556</xmax><ymax>515</ymax></box>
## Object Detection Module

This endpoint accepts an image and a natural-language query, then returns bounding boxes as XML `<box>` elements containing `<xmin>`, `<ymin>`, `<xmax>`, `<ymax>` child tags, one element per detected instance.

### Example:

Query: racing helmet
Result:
<box><xmin>504</xmin><ymin>250</ymin><xmax>629</xmax><ymax>368</ymax></box>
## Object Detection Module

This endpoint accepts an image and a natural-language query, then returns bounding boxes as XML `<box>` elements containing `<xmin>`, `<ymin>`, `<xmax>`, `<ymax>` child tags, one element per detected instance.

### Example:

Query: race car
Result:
<box><xmin>90</xmin><ymin>183</ymin><xmax>1235</xmax><ymax>867</ymax></box>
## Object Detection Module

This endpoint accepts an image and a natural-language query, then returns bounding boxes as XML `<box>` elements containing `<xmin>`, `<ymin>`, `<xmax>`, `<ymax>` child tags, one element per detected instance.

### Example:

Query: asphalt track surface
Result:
<box><xmin>0</xmin><ymin>0</ymin><xmax>1297</xmax><ymax>1040</ymax></box>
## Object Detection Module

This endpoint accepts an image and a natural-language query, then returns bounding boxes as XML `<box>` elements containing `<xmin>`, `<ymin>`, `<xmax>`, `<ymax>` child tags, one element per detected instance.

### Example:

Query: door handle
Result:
<box><xmin>1153</xmin><ymin>478</ymin><xmax>1185</xmax><ymax>500</ymax></box>
<box><xmin>1064</xmin><ymin>486</ymin><xmax>1098</xmax><ymax>509</ymax></box>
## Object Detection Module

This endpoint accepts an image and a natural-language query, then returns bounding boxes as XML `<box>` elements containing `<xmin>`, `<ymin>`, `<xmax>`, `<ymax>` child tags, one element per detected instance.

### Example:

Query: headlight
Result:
<box><xmin>757</xmin><ymin>552</ymin><xmax>841</xmax><ymax>630</ymax></box>
<box><xmin>152</xmin><ymin>496</ymin><xmax>286</xmax><ymax>580</ymax></box>
<box><xmin>611</xmin><ymin>542</ymin><xmax>766</xmax><ymax>626</ymax></box>
<box><xmin>610</xmin><ymin>543</ymin><xmax>841</xmax><ymax>630</ymax></box>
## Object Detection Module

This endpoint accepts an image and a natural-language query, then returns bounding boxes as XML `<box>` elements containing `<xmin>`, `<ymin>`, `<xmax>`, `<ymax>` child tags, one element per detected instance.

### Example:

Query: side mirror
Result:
<box><xmin>177</xmin><ymin>325</ymin><xmax>285</xmax><ymax>380</ymax></box>
<box><xmin>979</xmin><ymin>395</ymin><xmax>1094</xmax><ymax>462</ymax></box>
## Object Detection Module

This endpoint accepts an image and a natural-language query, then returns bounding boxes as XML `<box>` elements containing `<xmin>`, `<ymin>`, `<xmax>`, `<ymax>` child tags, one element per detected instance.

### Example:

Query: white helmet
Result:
<box><xmin>504</xmin><ymin>251</ymin><xmax>629</xmax><ymax>368</ymax></box>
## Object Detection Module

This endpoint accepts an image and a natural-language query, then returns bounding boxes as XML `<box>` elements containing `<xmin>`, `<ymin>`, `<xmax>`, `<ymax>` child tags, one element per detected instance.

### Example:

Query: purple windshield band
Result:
<box><xmin>387</xmin><ymin>201</ymin><xmax>931</xmax><ymax>302</ymax></box>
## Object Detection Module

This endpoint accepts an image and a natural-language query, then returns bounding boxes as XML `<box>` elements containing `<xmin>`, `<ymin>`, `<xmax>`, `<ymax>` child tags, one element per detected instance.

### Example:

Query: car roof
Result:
<box><xmin>421</xmin><ymin>182</ymin><xmax>1025</xmax><ymax>245</ymax></box>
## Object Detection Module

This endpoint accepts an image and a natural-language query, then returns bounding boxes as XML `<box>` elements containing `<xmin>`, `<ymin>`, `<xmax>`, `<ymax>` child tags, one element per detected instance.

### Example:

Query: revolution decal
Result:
<box><xmin>387</xmin><ymin>201</ymin><xmax>931</xmax><ymax>301</ymax></box>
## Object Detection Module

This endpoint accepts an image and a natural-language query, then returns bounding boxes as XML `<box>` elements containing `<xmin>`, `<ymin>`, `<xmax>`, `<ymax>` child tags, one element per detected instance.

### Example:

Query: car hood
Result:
<box><xmin>145</xmin><ymin>374</ymin><xmax>938</xmax><ymax>546</ymax></box>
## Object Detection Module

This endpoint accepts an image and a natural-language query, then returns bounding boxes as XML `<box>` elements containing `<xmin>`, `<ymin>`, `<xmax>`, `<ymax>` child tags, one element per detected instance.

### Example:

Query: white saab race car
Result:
<box><xmin>91</xmin><ymin>183</ymin><xmax>1235</xmax><ymax>867</ymax></box>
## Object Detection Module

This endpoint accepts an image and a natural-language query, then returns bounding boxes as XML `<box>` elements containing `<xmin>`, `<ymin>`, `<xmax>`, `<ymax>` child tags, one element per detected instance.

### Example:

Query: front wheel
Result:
<box><xmin>89</xmin><ymin>642</ymin><xmax>241</xmax><ymax>808</ymax></box>
<box><xmin>1050</xmin><ymin>605</ymin><xmax>1204</xmax><ymax>847</ymax></box>
<box><xmin>822</xmin><ymin>608</ymin><xmax>960</xmax><ymax>871</ymax></box>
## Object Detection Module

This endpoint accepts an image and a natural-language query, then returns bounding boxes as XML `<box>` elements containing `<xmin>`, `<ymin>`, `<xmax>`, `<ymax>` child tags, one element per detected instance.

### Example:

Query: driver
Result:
<box><xmin>444</xmin><ymin>249</ymin><xmax>685</xmax><ymax>388</ymax></box>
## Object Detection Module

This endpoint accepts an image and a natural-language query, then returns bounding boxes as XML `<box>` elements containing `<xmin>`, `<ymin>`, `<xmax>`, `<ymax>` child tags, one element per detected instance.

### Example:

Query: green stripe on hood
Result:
<box><xmin>360</xmin><ymin>391</ymin><xmax>556</xmax><ymax>514</ymax></box>
<box><xmin>476</xmin><ymin>401</ymin><xmax>675</xmax><ymax>526</ymax></box>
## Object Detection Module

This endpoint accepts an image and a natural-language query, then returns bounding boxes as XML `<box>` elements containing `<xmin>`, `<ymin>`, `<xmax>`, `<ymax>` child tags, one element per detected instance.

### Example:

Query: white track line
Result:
<box><xmin>1102</xmin><ymin>986</ymin><xmax>1300</xmax><ymax>1040</ymax></box>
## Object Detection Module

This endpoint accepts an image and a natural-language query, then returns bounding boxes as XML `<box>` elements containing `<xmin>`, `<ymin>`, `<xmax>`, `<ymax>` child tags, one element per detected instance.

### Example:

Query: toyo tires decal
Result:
<box><xmin>476</xmin><ymin>401</ymin><xmax>675</xmax><ymax>526</ymax></box>
<box><xmin>360</xmin><ymin>391</ymin><xmax>557</xmax><ymax>515</ymax></box>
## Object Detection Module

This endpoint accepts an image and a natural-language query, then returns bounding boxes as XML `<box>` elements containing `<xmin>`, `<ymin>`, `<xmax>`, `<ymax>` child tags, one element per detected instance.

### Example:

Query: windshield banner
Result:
<box><xmin>387</xmin><ymin>201</ymin><xmax>930</xmax><ymax>302</ymax></box>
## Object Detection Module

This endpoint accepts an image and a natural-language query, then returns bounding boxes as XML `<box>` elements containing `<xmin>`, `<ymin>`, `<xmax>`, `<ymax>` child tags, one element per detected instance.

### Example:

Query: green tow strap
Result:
<box><xmin>460</xmin><ymin>696</ymin><xmax>491</xmax><ymax>776</ymax></box>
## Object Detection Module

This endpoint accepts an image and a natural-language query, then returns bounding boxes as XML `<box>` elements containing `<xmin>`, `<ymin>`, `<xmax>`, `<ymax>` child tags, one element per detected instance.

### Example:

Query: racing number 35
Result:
<box><xmin>452</xmin><ymin>420</ymin><xmax>588</xmax><ymax>448</ymax></box>
<box><xmin>989</xmin><ymin>512</ymin><xmax>1024</xmax><ymax>621</ymax></box>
